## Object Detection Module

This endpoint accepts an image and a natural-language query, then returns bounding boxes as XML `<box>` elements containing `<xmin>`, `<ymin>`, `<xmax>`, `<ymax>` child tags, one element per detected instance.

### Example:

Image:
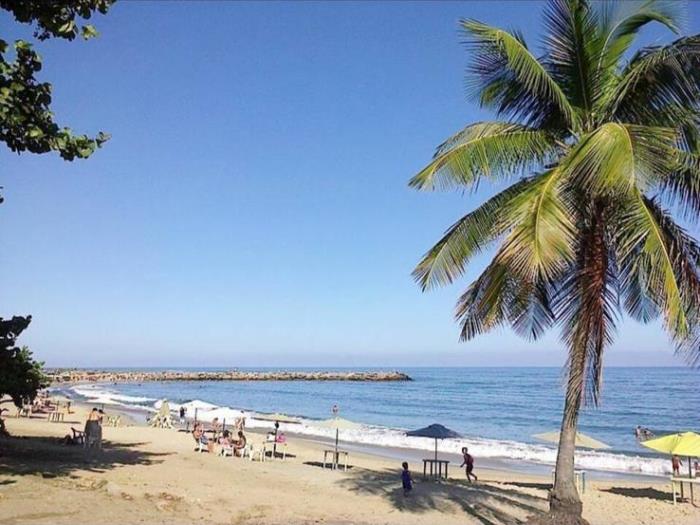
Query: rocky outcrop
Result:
<box><xmin>46</xmin><ymin>369</ymin><xmax>412</xmax><ymax>383</ymax></box>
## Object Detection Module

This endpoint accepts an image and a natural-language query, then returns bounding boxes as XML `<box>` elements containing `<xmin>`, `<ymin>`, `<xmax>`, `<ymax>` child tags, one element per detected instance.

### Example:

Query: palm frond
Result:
<box><xmin>660</xmin><ymin>151</ymin><xmax>700</xmax><ymax>219</ymax></box>
<box><xmin>615</xmin><ymin>193</ymin><xmax>689</xmax><ymax>337</ymax></box>
<box><xmin>508</xmin><ymin>277</ymin><xmax>557</xmax><ymax>340</ymax></box>
<box><xmin>595</xmin><ymin>0</ymin><xmax>681</xmax><ymax>80</ymax></box>
<box><xmin>455</xmin><ymin>259</ymin><xmax>512</xmax><ymax>341</ymax></box>
<box><xmin>604</xmin><ymin>35</ymin><xmax>700</xmax><ymax>124</ymax></box>
<box><xmin>499</xmin><ymin>168</ymin><xmax>576</xmax><ymax>281</ymax></box>
<box><xmin>409</xmin><ymin>122</ymin><xmax>557</xmax><ymax>191</ymax></box>
<box><xmin>542</xmin><ymin>0</ymin><xmax>601</xmax><ymax>117</ymax></box>
<box><xmin>412</xmin><ymin>177</ymin><xmax>536</xmax><ymax>291</ymax></box>
<box><xmin>659</xmin><ymin>125</ymin><xmax>700</xmax><ymax>219</ymax></box>
<box><xmin>461</xmin><ymin>19</ymin><xmax>579</xmax><ymax>130</ymax></box>
<box><xmin>563</xmin><ymin>123</ymin><xmax>678</xmax><ymax>195</ymax></box>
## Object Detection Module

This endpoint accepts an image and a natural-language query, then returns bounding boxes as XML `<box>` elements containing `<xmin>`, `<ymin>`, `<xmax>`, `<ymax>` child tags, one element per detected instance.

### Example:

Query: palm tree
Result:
<box><xmin>411</xmin><ymin>1</ymin><xmax>700</xmax><ymax>523</ymax></box>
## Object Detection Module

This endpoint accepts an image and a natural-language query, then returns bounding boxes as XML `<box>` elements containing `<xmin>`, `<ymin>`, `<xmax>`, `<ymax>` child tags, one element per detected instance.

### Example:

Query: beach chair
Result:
<box><xmin>193</xmin><ymin>431</ymin><xmax>209</xmax><ymax>453</ymax></box>
<box><xmin>242</xmin><ymin>443</ymin><xmax>264</xmax><ymax>462</ymax></box>
<box><xmin>220</xmin><ymin>443</ymin><xmax>234</xmax><ymax>457</ymax></box>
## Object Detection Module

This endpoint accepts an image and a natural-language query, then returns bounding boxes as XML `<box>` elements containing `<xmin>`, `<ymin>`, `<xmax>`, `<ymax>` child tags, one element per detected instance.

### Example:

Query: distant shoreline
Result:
<box><xmin>46</xmin><ymin>368</ymin><xmax>413</xmax><ymax>384</ymax></box>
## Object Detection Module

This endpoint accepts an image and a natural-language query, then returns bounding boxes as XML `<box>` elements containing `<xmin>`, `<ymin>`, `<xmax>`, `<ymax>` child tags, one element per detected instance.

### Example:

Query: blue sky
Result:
<box><xmin>2</xmin><ymin>1</ymin><xmax>698</xmax><ymax>367</ymax></box>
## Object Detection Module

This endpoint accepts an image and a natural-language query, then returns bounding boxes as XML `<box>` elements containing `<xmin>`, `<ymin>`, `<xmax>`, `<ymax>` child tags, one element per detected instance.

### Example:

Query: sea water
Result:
<box><xmin>60</xmin><ymin>367</ymin><xmax>699</xmax><ymax>477</ymax></box>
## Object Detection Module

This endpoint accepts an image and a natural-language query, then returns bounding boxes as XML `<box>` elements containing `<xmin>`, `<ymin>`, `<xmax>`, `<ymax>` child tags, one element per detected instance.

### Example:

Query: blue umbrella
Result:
<box><xmin>407</xmin><ymin>423</ymin><xmax>461</xmax><ymax>460</ymax></box>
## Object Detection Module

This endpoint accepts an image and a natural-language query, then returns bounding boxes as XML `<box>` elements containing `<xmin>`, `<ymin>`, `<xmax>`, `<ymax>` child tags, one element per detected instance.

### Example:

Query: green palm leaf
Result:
<box><xmin>563</xmin><ymin>123</ymin><xmax>678</xmax><ymax>195</ymax></box>
<box><xmin>409</xmin><ymin>122</ymin><xmax>556</xmax><ymax>191</ymax></box>
<box><xmin>499</xmin><ymin>168</ymin><xmax>576</xmax><ymax>280</ymax></box>
<box><xmin>596</xmin><ymin>0</ymin><xmax>680</xmax><ymax>78</ymax></box>
<box><xmin>412</xmin><ymin>177</ymin><xmax>536</xmax><ymax>291</ymax></box>
<box><xmin>461</xmin><ymin>19</ymin><xmax>579</xmax><ymax>130</ymax></box>
<box><xmin>616</xmin><ymin>194</ymin><xmax>688</xmax><ymax>336</ymax></box>
<box><xmin>604</xmin><ymin>35</ymin><xmax>700</xmax><ymax>124</ymax></box>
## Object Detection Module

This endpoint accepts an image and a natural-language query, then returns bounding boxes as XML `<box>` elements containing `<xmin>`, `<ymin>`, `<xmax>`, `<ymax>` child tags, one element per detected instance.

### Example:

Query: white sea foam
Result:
<box><xmin>68</xmin><ymin>385</ymin><xmax>670</xmax><ymax>476</ymax></box>
<box><xmin>70</xmin><ymin>385</ymin><xmax>157</xmax><ymax>408</ymax></box>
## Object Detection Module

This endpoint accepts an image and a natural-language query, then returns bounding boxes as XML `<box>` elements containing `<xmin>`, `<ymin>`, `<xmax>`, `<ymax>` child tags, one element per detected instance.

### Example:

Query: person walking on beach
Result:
<box><xmin>179</xmin><ymin>406</ymin><xmax>186</xmax><ymax>425</ymax></box>
<box><xmin>401</xmin><ymin>462</ymin><xmax>413</xmax><ymax>496</ymax></box>
<box><xmin>84</xmin><ymin>408</ymin><xmax>103</xmax><ymax>456</ymax></box>
<box><xmin>461</xmin><ymin>447</ymin><xmax>477</xmax><ymax>482</ymax></box>
<box><xmin>672</xmin><ymin>455</ymin><xmax>683</xmax><ymax>477</ymax></box>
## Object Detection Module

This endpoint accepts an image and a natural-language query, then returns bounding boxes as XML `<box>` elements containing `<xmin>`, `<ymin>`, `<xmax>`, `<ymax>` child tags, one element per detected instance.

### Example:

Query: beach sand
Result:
<box><xmin>1</xmin><ymin>399</ymin><xmax>698</xmax><ymax>525</ymax></box>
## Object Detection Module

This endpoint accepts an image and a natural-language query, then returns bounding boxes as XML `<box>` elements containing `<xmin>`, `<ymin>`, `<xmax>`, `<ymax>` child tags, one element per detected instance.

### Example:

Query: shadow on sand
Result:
<box><xmin>0</xmin><ymin>435</ymin><xmax>169</xmax><ymax>478</ymax></box>
<box><xmin>303</xmin><ymin>460</ymin><xmax>355</xmax><ymax>471</ymax></box>
<box><xmin>337</xmin><ymin>467</ymin><xmax>547</xmax><ymax>525</ymax></box>
<box><xmin>601</xmin><ymin>486</ymin><xmax>672</xmax><ymax>502</ymax></box>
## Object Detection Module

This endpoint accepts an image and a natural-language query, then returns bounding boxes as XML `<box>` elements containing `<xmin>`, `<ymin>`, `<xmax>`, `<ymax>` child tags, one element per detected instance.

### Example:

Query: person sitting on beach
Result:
<box><xmin>275</xmin><ymin>431</ymin><xmax>286</xmax><ymax>443</ymax></box>
<box><xmin>193</xmin><ymin>422</ymin><xmax>214</xmax><ymax>453</ymax></box>
<box><xmin>219</xmin><ymin>429</ymin><xmax>232</xmax><ymax>446</ymax></box>
<box><xmin>672</xmin><ymin>455</ymin><xmax>683</xmax><ymax>477</ymax></box>
<box><xmin>461</xmin><ymin>447</ymin><xmax>477</xmax><ymax>482</ymax></box>
<box><xmin>233</xmin><ymin>431</ymin><xmax>247</xmax><ymax>456</ymax></box>
<box><xmin>401</xmin><ymin>462</ymin><xmax>413</xmax><ymax>496</ymax></box>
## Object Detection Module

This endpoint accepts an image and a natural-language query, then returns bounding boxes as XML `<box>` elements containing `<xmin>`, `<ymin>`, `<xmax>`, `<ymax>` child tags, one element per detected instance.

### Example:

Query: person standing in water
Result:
<box><xmin>461</xmin><ymin>447</ymin><xmax>477</xmax><ymax>482</ymax></box>
<box><xmin>672</xmin><ymin>455</ymin><xmax>683</xmax><ymax>477</ymax></box>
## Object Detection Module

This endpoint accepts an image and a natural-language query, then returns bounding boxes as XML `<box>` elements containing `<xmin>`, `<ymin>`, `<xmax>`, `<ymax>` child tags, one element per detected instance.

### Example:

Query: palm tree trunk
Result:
<box><xmin>550</xmin><ymin>347</ymin><xmax>585</xmax><ymax>519</ymax></box>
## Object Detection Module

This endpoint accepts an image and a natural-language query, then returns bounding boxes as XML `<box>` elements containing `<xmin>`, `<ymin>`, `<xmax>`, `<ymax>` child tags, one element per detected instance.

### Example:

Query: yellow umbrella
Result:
<box><xmin>641</xmin><ymin>431</ymin><xmax>700</xmax><ymax>479</ymax></box>
<box><xmin>641</xmin><ymin>432</ymin><xmax>700</xmax><ymax>457</ymax></box>
<box><xmin>533</xmin><ymin>431</ymin><xmax>610</xmax><ymax>450</ymax></box>
<box><xmin>642</xmin><ymin>431</ymin><xmax>700</xmax><ymax>503</ymax></box>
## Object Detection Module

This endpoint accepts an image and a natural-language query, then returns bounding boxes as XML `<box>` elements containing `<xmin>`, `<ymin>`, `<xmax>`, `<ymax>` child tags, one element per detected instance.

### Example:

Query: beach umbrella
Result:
<box><xmin>255</xmin><ymin>413</ymin><xmax>301</xmax><ymax>424</ymax></box>
<box><xmin>533</xmin><ymin>431</ymin><xmax>610</xmax><ymax>450</ymax></box>
<box><xmin>406</xmin><ymin>423</ymin><xmax>462</xmax><ymax>461</ymax></box>
<box><xmin>314</xmin><ymin>417</ymin><xmax>362</xmax><ymax>466</ymax></box>
<box><xmin>641</xmin><ymin>431</ymin><xmax>700</xmax><ymax>478</ymax></box>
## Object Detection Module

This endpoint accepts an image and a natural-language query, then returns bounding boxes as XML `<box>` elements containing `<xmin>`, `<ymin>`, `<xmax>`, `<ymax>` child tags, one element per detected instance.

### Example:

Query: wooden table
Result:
<box><xmin>264</xmin><ymin>441</ymin><xmax>288</xmax><ymax>460</ymax></box>
<box><xmin>672</xmin><ymin>476</ymin><xmax>700</xmax><ymax>505</ymax></box>
<box><xmin>323</xmin><ymin>449</ymin><xmax>349</xmax><ymax>471</ymax></box>
<box><xmin>422</xmin><ymin>459</ymin><xmax>449</xmax><ymax>479</ymax></box>
<box><xmin>551</xmin><ymin>469</ymin><xmax>587</xmax><ymax>494</ymax></box>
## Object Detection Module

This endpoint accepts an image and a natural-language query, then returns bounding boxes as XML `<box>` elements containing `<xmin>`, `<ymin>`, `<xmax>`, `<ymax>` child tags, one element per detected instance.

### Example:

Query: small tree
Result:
<box><xmin>0</xmin><ymin>316</ymin><xmax>48</xmax><ymax>407</ymax></box>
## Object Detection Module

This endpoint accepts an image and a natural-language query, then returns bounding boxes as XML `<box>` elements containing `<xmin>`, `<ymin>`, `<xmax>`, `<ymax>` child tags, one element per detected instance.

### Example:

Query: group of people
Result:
<box><xmin>401</xmin><ymin>447</ymin><xmax>477</xmax><ymax>496</ymax></box>
<box><xmin>192</xmin><ymin>421</ymin><xmax>247</xmax><ymax>456</ymax></box>
<box><xmin>634</xmin><ymin>425</ymin><xmax>655</xmax><ymax>441</ymax></box>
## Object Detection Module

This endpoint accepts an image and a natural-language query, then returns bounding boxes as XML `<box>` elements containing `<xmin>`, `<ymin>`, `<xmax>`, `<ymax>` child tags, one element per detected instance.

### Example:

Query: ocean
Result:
<box><xmin>59</xmin><ymin>367</ymin><xmax>700</xmax><ymax>477</ymax></box>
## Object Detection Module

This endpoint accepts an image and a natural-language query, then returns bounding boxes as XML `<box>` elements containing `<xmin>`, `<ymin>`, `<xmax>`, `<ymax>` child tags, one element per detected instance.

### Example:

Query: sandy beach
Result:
<box><xmin>1</xmin><ymin>399</ymin><xmax>698</xmax><ymax>525</ymax></box>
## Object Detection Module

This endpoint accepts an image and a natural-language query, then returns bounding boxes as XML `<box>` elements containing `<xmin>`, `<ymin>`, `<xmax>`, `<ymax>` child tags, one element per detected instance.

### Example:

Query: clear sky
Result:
<box><xmin>2</xmin><ymin>1</ymin><xmax>698</xmax><ymax>367</ymax></box>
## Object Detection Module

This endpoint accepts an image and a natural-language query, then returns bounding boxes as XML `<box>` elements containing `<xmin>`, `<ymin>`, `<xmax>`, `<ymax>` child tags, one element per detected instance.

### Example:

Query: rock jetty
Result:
<box><xmin>46</xmin><ymin>369</ymin><xmax>412</xmax><ymax>384</ymax></box>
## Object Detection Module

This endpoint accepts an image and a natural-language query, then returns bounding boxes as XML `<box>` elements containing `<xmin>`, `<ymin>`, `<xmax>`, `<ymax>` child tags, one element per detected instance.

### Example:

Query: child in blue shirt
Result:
<box><xmin>401</xmin><ymin>461</ymin><xmax>413</xmax><ymax>496</ymax></box>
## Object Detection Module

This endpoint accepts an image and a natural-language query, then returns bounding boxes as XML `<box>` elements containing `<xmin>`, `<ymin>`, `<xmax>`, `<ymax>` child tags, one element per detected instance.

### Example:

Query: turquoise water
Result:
<box><xmin>65</xmin><ymin>367</ymin><xmax>700</xmax><ymax>475</ymax></box>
